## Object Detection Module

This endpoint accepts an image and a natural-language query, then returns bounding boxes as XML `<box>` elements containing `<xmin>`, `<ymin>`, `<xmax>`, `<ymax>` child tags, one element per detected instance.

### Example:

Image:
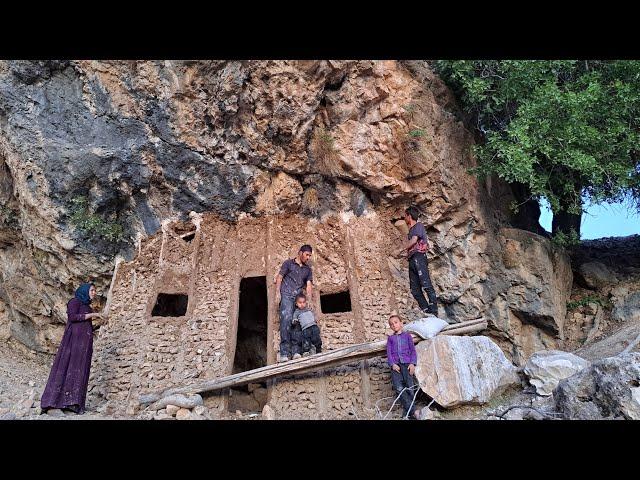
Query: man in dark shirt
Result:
<box><xmin>394</xmin><ymin>206</ymin><xmax>439</xmax><ymax>316</ymax></box>
<box><xmin>274</xmin><ymin>244</ymin><xmax>314</xmax><ymax>362</ymax></box>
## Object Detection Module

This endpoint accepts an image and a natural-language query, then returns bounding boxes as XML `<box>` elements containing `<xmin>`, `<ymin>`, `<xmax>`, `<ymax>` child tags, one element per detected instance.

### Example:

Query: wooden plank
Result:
<box><xmin>139</xmin><ymin>319</ymin><xmax>486</xmax><ymax>405</ymax></box>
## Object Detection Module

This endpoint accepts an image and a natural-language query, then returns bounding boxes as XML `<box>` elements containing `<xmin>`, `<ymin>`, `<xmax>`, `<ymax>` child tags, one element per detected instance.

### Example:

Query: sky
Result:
<box><xmin>539</xmin><ymin>198</ymin><xmax>640</xmax><ymax>240</ymax></box>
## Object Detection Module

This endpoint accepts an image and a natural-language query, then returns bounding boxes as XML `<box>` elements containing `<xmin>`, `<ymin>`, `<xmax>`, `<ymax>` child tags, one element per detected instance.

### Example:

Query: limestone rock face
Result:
<box><xmin>414</xmin><ymin>335</ymin><xmax>519</xmax><ymax>408</ymax></box>
<box><xmin>554</xmin><ymin>353</ymin><xmax>640</xmax><ymax>420</ymax></box>
<box><xmin>486</xmin><ymin>228</ymin><xmax>573</xmax><ymax>365</ymax></box>
<box><xmin>0</xmin><ymin>59</ymin><xmax>576</xmax><ymax>363</ymax></box>
<box><xmin>523</xmin><ymin>350</ymin><xmax>590</xmax><ymax>396</ymax></box>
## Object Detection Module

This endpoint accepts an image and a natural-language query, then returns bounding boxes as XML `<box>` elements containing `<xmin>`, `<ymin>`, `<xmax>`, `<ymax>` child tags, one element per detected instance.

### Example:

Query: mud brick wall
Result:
<box><xmin>91</xmin><ymin>212</ymin><xmax>423</xmax><ymax>418</ymax></box>
<box><xmin>89</xmin><ymin>235</ymin><xmax>161</xmax><ymax>414</ymax></box>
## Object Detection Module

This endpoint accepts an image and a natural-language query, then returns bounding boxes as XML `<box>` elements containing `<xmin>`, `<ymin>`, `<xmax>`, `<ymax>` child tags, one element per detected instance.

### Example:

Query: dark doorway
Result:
<box><xmin>320</xmin><ymin>290</ymin><xmax>352</xmax><ymax>313</ymax></box>
<box><xmin>229</xmin><ymin>276</ymin><xmax>268</xmax><ymax>413</ymax></box>
<box><xmin>151</xmin><ymin>293</ymin><xmax>189</xmax><ymax>317</ymax></box>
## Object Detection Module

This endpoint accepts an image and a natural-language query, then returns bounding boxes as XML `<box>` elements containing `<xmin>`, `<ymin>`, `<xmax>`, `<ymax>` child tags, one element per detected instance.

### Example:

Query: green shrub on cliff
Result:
<box><xmin>434</xmin><ymin>60</ymin><xmax>640</xmax><ymax>239</ymax></box>
<box><xmin>69</xmin><ymin>196</ymin><xmax>124</xmax><ymax>242</ymax></box>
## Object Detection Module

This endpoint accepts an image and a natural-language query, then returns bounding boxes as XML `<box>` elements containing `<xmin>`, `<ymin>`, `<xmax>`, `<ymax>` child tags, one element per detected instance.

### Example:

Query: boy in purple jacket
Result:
<box><xmin>386</xmin><ymin>314</ymin><xmax>420</xmax><ymax>419</ymax></box>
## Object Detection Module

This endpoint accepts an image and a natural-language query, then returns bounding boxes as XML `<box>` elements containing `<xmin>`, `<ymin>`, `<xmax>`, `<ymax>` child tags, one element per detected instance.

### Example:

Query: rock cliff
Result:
<box><xmin>0</xmin><ymin>60</ymin><xmax>624</xmax><ymax>366</ymax></box>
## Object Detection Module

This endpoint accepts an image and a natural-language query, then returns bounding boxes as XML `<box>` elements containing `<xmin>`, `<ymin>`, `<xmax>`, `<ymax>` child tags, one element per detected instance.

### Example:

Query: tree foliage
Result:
<box><xmin>434</xmin><ymin>60</ymin><xmax>640</xmax><ymax>235</ymax></box>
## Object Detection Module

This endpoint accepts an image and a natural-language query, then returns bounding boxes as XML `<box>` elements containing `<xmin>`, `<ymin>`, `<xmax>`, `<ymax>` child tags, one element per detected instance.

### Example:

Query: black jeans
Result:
<box><xmin>409</xmin><ymin>253</ymin><xmax>438</xmax><ymax>315</ymax></box>
<box><xmin>391</xmin><ymin>363</ymin><xmax>417</xmax><ymax>417</ymax></box>
<box><xmin>290</xmin><ymin>323</ymin><xmax>303</xmax><ymax>356</ymax></box>
<box><xmin>302</xmin><ymin>325</ymin><xmax>322</xmax><ymax>354</ymax></box>
<box><xmin>279</xmin><ymin>294</ymin><xmax>297</xmax><ymax>357</ymax></box>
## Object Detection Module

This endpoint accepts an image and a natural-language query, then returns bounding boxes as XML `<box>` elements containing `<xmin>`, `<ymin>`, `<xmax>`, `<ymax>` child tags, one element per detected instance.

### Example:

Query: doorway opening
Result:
<box><xmin>229</xmin><ymin>276</ymin><xmax>268</xmax><ymax>413</ymax></box>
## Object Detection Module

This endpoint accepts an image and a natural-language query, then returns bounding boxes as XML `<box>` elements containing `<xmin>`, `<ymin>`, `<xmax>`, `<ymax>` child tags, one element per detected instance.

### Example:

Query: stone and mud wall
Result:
<box><xmin>91</xmin><ymin>212</ymin><xmax>431</xmax><ymax>418</ymax></box>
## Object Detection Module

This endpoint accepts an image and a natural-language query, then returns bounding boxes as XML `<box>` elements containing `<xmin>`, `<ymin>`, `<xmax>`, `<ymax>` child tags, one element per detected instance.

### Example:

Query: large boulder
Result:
<box><xmin>414</xmin><ymin>335</ymin><xmax>519</xmax><ymax>408</ymax></box>
<box><xmin>577</xmin><ymin>261</ymin><xmax>618</xmax><ymax>290</ymax></box>
<box><xmin>611</xmin><ymin>290</ymin><xmax>640</xmax><ymax>324</ymax></box>
<box><xmin>554</xmin><ymin>353</ymin><xmax>640</xmax><ymax>420</ymax></box>
<box><xmin>524</xmin><ymin>350</ymin><xmax>590</xmax><ymax>396</ymax></box>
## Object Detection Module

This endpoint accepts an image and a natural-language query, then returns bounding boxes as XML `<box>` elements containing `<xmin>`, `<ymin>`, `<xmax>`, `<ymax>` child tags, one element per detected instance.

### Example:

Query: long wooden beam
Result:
<box><xmin>139</xmin><ymin>319</ymin><xmax>487</xmax><ymax>405</ymax></box>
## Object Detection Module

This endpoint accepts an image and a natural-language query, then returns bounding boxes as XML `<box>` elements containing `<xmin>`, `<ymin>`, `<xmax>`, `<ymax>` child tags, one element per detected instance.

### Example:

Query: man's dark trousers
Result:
<box><xmin>279</xmin><ymin>294</ymin><xmax>297</xmax><ymax>357</ymax></box>
<box><xmin>409</xmin><ymin>252</ymin><xmax>438</xmax><ymax>314</ymax></box>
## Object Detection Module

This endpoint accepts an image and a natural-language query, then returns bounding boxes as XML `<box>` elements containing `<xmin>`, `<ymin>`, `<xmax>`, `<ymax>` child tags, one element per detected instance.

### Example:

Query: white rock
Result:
<box><xmin>176</xmin><ymin>408</ymin><xmax>191</xmax><ymax>420</ymax></box>
<box><xmin>46</xmin><ymin>408</ymin><xmax>65</xmax><ymax>418</ymax></box>
<box><xmin>149</xmin><ymin>393</ymin><xmax>203</xmax><ymax>411</ymax></box>
<box><xmin>193</xmin><ymin>405</ymin><xmax>207</xmax><ymax>416</ymax></box>
<box><xmin>414</xmin><ymin>335</ymin><xmax>519</xmax><ymax>408</ymax></box>
<box><xmin>418</xmin><ymin>407</ymin><xmax>435</xmax><ymax>420</ymax></box>
<box><xmin>524</xmin><ymin>350</ymin><xmax>590</xmax><ymax>396</ymax></box>
<box><xmin>261</xmin><ymin>404</ymin><xmax>275</xmax><ymax>420</ymax></box>
<box><xmin>165</xmin><ymin>404</ymin><xmax>180</xmax><ymax>416</ymax></box>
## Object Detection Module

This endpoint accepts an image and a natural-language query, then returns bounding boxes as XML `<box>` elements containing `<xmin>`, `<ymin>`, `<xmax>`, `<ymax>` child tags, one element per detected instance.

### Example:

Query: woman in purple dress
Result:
<box><xmin>41</xmin><ymin>283</ymin><xmax>102</xmax><ymax>414</ymax></box>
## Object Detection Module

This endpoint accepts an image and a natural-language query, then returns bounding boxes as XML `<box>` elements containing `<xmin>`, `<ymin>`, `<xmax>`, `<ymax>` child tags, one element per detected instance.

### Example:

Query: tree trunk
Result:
<box><xmin>509</xmin><ymin>182</ymin><xmax>548</xmax><ymax>236</ymax></box>
<box><xmin>552</xmin><ymin>208</ymin><xmax>581</xmax><ymax>237</ymax></box>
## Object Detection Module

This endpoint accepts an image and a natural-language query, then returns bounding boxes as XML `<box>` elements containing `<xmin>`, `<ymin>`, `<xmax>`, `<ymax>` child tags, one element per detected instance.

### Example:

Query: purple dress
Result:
<box><xmin>40</xmin><ymin>298</ymin><xmax>94</xmax><ymax>413</ymax></box>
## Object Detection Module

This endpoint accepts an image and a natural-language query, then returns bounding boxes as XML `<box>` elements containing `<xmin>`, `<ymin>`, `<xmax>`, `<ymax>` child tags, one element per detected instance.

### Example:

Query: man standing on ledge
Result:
<box><xmin>395</xmin><ymin>206</ymin><xmax>439</xmax><ymax>316</ymax></box>
<box><xmin>275</xmin><ymin>244</ymin><xmax>314</xmax><ymax>362</ymax></box>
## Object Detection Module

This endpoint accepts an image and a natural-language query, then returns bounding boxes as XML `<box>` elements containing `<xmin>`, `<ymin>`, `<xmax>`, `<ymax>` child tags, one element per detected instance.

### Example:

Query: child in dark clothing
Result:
<box><xmin>386</xmin><ymin>314</ymin><xmax>420</xmax><ymax>419</ymax></box>
<box><xmin>292</xmin><ymin>293</ymin><xmax>322</xmax><ymax>356</ymax></box>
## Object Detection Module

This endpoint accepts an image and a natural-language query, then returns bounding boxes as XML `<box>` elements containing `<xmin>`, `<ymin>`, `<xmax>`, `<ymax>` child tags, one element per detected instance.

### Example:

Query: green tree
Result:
<box><xmin>434</xmin><ymin>60</ymin><xmax>640</xmax><ymax>240</ymax></box>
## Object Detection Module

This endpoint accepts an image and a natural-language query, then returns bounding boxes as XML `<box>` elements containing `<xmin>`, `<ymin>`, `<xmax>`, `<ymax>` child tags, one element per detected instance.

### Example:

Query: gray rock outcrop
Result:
<box><xmin>554</xmin><ymin>353</ymin><xmax>640</xmax><ymax>420</ymax></box>
<box><xmin>524</xmin><ymin>350</ymin><xmax>590</xmax><ymax>396</ymax></box>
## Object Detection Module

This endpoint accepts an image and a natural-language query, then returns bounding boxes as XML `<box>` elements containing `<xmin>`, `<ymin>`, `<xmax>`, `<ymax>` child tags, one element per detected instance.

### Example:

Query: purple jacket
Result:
<box><xmin>386</xmin><ymin>331</ymin><xmax>417</xmax><ymax>367</ymax></box>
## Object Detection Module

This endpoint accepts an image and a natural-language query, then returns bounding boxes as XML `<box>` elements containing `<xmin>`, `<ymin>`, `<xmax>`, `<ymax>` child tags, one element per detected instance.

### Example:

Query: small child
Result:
<box><xmin>292</xmin><ymin>293</ymin><xmax>322</xmax><ymax>357</ymax></box>
<box><xmin>386</xmin><ymin>314</ymin><xmax>420</xmax><ymax>419</ymax></box>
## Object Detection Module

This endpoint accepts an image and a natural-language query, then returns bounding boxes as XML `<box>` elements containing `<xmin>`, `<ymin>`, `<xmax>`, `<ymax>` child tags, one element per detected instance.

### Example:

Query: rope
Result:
<box><xmin>381</xmin><ymin>382</ymin><xmax>430</xmax><ymax>420</ymax></box>
<box><xmin>491</xmin><ymin>405</ymin><xmax>562</xmax><ymax>420</ymax></box>
<box><xmin>382</xmin><ymin>385</ymin><xmax>416</xmax><ymax>420</ymax></box>
<box><xmin>403</xmin><ymin>384</ymin><xmax>423</xmax><ymax>419</ymax></box>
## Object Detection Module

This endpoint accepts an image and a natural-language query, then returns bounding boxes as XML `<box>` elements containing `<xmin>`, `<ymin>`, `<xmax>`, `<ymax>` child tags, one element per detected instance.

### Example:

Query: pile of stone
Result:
<box><xmin>148</xmin><ymin>393</ymin><xmax>209</xmax><ymax>420</ymax></box>
<box><xmin>0</xmin><ymin>386</ymin><xmax>41</xmax><ymax>420</ymax></box>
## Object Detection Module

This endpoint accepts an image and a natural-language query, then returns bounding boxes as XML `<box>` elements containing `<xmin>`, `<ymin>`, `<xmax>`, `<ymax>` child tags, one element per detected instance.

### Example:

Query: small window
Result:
<box><xmin>181</xmin><ymin>232</ymin><xmax>196</xmax><ymax>243</ymax></box>
<box><xmin>151</xmin><ymin>293</ymin><xmax>189</xmax><ymax>317</ymax></box>
<box><xmin>320</xmin><ymin>290</ymin><xmax>352</xmax><ymax>314</ymax></box>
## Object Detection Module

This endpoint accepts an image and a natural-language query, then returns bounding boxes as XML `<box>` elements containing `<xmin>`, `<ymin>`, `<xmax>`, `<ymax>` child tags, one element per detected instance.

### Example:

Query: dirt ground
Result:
<box><xmin>0</xmin><ymin>339</ymin><xmax>123</xmax><ymax>420</ymax></box>
<box><xmin>1</xmin><ymin>319</ymin><xmax>636</xmax><ymax>420</ymax></box>
<box><xmin>0</xmin><ymin>336</ymin><xmax>530</xmax><ymax>421</ymax></box>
